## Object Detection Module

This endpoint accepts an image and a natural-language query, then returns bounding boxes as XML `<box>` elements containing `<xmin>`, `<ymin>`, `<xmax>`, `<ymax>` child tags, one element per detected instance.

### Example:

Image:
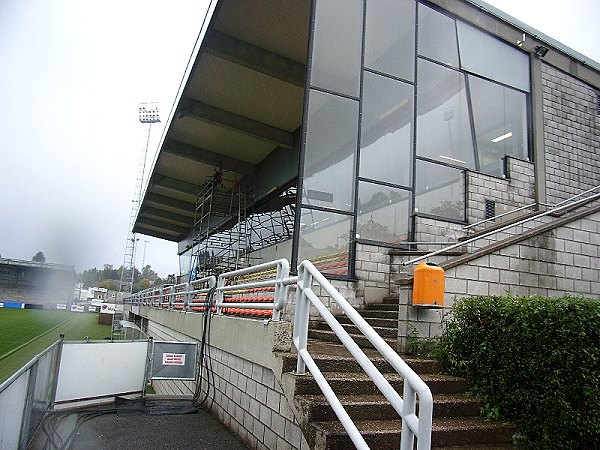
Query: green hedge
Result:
<box><xmin>440</xmin><ymin>295</ymin><xmax>600</xmax><ymax>449</ymax></box>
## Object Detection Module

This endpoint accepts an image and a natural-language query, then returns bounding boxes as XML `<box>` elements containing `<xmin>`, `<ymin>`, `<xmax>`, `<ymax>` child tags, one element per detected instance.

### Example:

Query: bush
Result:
<box><xmin>440</xmin><ymin>295</ymin><xmax>600</xmax><ymax>449</ymax></box>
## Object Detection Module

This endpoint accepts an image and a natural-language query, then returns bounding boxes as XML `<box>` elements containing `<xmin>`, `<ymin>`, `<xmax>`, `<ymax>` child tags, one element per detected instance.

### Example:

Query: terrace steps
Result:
<box><xmin>284</xmin><ymin>298</ymin><xmax>517</xmax><ymax>449</ymax></box>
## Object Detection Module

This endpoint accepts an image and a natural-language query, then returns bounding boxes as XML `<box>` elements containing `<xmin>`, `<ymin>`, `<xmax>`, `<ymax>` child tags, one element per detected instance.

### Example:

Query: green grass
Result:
<box><xmin>0</xmin><ymin>309</ymin><xmax>113</xmax><ymax>383</ymax></box>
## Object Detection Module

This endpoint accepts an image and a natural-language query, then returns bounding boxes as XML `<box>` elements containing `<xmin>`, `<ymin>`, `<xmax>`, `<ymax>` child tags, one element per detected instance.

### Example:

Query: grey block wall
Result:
<box><xmin>397</xmin><ymin>209</ymin><xmax>600</xmax><ymax>347</ymax></box>
<box><xmin>542</xmin><ymin>63</ymin><xmax>600</xmax><ymax>205</ymax></box>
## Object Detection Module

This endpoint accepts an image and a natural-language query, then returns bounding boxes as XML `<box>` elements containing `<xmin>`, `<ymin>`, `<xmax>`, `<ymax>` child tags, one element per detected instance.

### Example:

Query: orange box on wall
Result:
<box><xmin>412</xmin><ymin>262</ymin><xmax>444</xmax><ymax>307</ymax></box>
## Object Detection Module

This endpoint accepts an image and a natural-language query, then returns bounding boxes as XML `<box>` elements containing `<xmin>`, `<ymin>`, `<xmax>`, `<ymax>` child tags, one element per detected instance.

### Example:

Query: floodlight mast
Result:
<box><xmin>119</xmin><ymin>103</ymin><xmax>160</xmax><ymax>293</ymax></box>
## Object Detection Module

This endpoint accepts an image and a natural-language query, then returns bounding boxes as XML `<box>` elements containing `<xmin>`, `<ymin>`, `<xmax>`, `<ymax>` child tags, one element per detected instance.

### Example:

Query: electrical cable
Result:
<box><xmin>192</xmin><ymin>285</ymin><xmax>216</xmax><ymax>410</ymax></box>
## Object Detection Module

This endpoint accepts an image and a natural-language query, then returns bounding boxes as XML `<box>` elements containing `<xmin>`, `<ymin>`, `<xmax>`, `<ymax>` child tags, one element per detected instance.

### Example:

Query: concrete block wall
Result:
<box><xmin>467</xmin><ymin>157</ymin><xmax>536</xmax><ymax>226</ymax></box>
<box><xmin>200</xmin><ymin>347</ymin><xmax>310</xmax><ymax>450</ymax></box>
<box><xmin>542</xmin><ymin>63</ymin><xmax>600</xmax><ymax>205</ymax></box>
<box><xmin>397</xmin><ymin>209</ymin><xmax>600</xmax><ymax>348</ymax></box>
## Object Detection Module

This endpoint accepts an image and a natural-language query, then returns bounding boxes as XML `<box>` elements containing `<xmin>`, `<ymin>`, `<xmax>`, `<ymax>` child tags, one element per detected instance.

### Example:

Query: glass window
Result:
<box><xmin>357</xmin><ymin>181</ymin><xmax>410</xmax><ymax>244</ymax></box>
<box><xmin>310</xmin><ymin>0</ymin><xmax>363</xmax><ymax>97</ymax></box>
<box><xmin>416</xmin><ymin>59</ymin><xmax>475</xmax><ymax>169</ymax></box>
<box><xmin>365</xmin><ymin>0</ymin><xmax>415</xmax><ymax>81</ymax></box>
<box><xmin>302</xmin><ymin>89</ymin><xmax>359</xmax><ymax>212</ymax></box>
<box><xmin>457</xmin><ymin>21</ymin><xmax>530</xmax><ymax>92</ymax></box>
<box><xmin>298</xmin><ymin>208</ymin><xmax>351</xmax><ymax>276</ymax></box>
<box><xmin>469</xmin><ymin>75</ymin><xmax>529</xmax><ymax>176</ymax></box>
<box><xmin>417</xmin><ymin>4</ymin><xmax>459</xmax><ymax>68</ymax></box>
<box><xmin>360</xmin><ymin>71</ymin><xmax>413</xmax><ymax>187</ymax></box>
<box><xmin>179</xmin><ymin>248</ymin><xmax>192</xmax><ymax>278</ymax></box>
<box><xmin>415</xmin><ymin>160</ymin><xmax>465</xmax><ymax>221</ymax></box>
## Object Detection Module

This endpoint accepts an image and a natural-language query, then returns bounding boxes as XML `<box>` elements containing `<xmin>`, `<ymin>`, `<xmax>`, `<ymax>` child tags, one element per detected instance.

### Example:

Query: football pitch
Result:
<box><xmin>0</xmin><ymin>309</ymin><xmax>113</xmax><ymax>383</ymax></box>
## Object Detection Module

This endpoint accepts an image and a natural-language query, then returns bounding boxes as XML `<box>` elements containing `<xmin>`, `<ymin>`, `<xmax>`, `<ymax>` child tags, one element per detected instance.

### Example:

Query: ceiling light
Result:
<box><xmin>491</xmin><ymin>131</ymin><xmax>513</xmax><ymax>143</ymax></box>
<box><xmin>439</xmin><ymin>155</ymin><xmax>466</xmax><ymax>165</ymax></box>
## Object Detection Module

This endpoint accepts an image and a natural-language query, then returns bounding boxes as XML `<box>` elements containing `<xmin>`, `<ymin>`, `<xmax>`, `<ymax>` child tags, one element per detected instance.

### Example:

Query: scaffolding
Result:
<box><xmin>189</xmin><ymin>175</ymin><xmax>296</xmax><ymax>279</ymax></box>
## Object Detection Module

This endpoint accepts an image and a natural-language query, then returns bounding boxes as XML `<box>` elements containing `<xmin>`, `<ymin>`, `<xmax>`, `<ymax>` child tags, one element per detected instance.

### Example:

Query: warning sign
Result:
<box><xmin>162</xmin><ymin>353</ymin><xmax>186</xmax><ymax>366</ymax></box>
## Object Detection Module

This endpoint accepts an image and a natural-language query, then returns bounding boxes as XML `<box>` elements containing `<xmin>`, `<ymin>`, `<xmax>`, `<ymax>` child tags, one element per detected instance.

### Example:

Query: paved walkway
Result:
<box><xmin>30</xmin><ymin>401</ymin><xmax>248</xmax><ymax>450</ymax></box>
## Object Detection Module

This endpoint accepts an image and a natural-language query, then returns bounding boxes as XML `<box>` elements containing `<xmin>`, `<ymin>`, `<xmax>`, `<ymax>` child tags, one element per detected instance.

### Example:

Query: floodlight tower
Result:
<box><xmin>119</xmin><ymin>103</ymin><xmax>160</xmax><ymax>293</ymax></box>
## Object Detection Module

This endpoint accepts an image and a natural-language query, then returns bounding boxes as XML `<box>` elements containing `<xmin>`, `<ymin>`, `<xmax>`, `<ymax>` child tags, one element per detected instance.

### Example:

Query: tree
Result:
<box><xmin>98</xmin><ymin>279</ymin><xmax>119</xmax><ymax>291</ymax></box>
<box><xmin>32</xmin><ymin>251</ymin><xmax>46</xmax><ymax>263</ymax></box>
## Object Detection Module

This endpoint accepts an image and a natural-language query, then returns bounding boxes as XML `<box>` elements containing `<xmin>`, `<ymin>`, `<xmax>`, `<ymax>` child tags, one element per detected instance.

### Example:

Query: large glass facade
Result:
<box><xmin>415</xmin><ymin>160</ymin><xmax>465</xmax><ymax>221</ymax></box>
<box><xmin>457</xmin><ymin>21</ymin><xmax>530</xmax><ymax>92</ymax></box>
<box><xmin>296</xmin><ymin>0</ymin><xmax>531</xmax><ymax>276</ymax></box>
<box><xmin>469</xmin><ymin>75</ymin><xmax>529</xmax><ymax>176</ymax></box>
<box><xmin>357</xmin><ymin>181</ymin><xmax>410</xmax><ymax>243</ymax></box>
<box><xmin>364</xmin><ymin>0</ymin><xmax>415</xmax><ymax>81</ymax></box>
<box><xmin>416</xmin><ymin>59</ymin><xmax>475</xmax><ymax>169</ymax></box>
<box><xmin>302</xmin><ymin>90</ymin><xmax>359</xmax><ymax>212</ymax></box>
<box><xmin>310</xmin><ymin>0</ymin><xmax>363</xmax><ymax>97</ymax></box>
<box><xmin>360</xmin><ymin>71</ymin><xmax>413</xmax><ymax>186</ymax></box>
<box><xmin>417</xmin><ymin>3</ymin><xmax>459</xmax><ymax>68</ymax></box>
<box><xmin>297</xmin><ymin>208</ymin><xmax>351</xmax><ymax>276</ymax></box>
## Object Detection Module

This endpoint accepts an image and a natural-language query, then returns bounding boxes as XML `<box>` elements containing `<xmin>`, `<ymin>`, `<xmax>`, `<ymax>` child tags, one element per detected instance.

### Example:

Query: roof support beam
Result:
<box><xmin>144</xmin><ymin>192</ymin><xmax>195</xmax><ymax>217</ymax></box>
<box><xmin>179</xmin><ymin>100</ymin><xmax>294</xmax><ymax>149</ymax></box>
<box><xmin>204</xmin><ymin>30</ymin><xmax>305</xmax><ymax>88</ymax></box>
<box><xmin>139</xmin><ymin>206</ymin><xmax>193</xmax><ymax>227</ymax></box>
<box><xmin>151</xmin><ymin>174</ymin><xmax>201</xmax><ymax>196</ymax></box>
<box><xmin>134</xmin><ymin>217</ymin><xmax>189</xmax><ymax>237</ymax></box>
<box><xmin>163</xmin><ymin>139</ymin><xmax>256</xmax><ymax>176</ymax></box>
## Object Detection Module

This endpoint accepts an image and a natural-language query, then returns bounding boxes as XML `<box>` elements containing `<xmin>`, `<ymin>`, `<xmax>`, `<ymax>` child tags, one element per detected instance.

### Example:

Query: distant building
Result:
<box><xmin>0</xmin><ymin>257</ymin><xmax>76</xmax><ymax>308</ymax></box>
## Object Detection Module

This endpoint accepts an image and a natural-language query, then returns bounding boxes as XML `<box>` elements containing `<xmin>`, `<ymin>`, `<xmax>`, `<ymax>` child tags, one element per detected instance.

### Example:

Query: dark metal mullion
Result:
<box><xmin>465</xmin><ymin>74</ymin><xmax>481</xmax><ymax>171</ymax></box>
<box><xmin>308</xmin><ymin>85</ymin><xmax>360</xmax><ymax>102</ymax></box>
<box><xmin>291</xmin><ymin>0</ymin><xmax>317</xmax><ymax>273</ymax></box>
<box><xmin>350</xmin><ymin>0</ymin><xmax>368</xmax><ymax>281</ymax></box>
<box><xmin>358</xmin><ymin>176</ymin><xmax>412</xmax><ymax>192</ymax></box>
<box><xmin>410</xmin><ymin>0</ymin><xmax>420</xmax><ymax>249</ymax></box>
<box><xmin>363</xmin><ymin>67</ymin><xmax>415</xmax><ymax>86</ymax></box>
<box><xmin>303</xmin><ymin>204</ymin><xmax>355</xmax><ymax>217</ymax></box>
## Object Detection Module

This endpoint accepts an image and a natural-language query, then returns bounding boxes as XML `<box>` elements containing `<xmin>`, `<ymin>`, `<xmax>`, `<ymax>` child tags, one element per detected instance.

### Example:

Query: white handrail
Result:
<box><xmin>293</xmin><ymin>260</ymin><xmax>433</xmax><ymax>450</ymax></box>
<box><xmin>125</xmin><ymin>258</ymin><xmax>433</xmax><ymax>448</ymax></box>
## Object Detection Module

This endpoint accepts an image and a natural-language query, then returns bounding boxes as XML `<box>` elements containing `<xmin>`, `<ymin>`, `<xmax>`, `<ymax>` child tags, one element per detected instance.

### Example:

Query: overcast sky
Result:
<box><xmin>0</xmin><ymin>0</ymin><xmax>598</xmax><ymax>277</ymax></box>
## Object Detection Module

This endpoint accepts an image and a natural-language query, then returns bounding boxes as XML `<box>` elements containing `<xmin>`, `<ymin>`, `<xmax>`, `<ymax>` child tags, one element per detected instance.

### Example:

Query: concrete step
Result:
<box><xmin>308</xmin><ymin>328</ymin><xmax>398</xmax><ymax>349</ymax></box>
<box><xmin>364</xmin><ymin>303</ymin><xmax>399</xmax><ymax>312</ymax></box>
<box><xmin>281</xmin><ymin>341</ymin><xmax>443</xmax><ymax>374</ymax></box>
<box><xmin>296</xmin><ymin>393</ymin><xmax>481</xmax><ymax>422</ymax></box>
<box><xmin>308</xmin><ymin>417</ymin><xmax>516</xmax><ymax>449</ymax></box>
<box><xmin>335</xmin><ymin>315</ymin><xmax>398</xmax><ymax>330</ymax></box>
<box><xmin>309</xmin><ymin>320</ymin><xmax>398</xmax><ymax>338</ymax></box>
<box><xmin>292</xmin><ymin>372</ymin><xmax>468</xmax><ymax>396</ymax></box>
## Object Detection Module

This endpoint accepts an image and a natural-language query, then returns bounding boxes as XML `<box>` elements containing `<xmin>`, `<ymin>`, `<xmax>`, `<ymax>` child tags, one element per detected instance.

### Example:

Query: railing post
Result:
<box><xmin>273</xmin><ymin>259</ymin><xmax>290</xmax><ymax>321</ymax></box>
<box><xmin>216</xmin><ymin>274</ymin><xmax>225</xmax><ymax>314</ymax></box>
<box><xmin>400</xmin><ymin>383</ymin><xmax>416</xmax><ymax>450</ymax></box>
<box><xmin>168</xmin><ymin>286</ymin><xmax>174</xmax><ymax>309</ymax></box>
<box><xmin>294</xmin><ymin>263</ymin><xmax>312</xmax><ymax>375</ymax></box>
<box><xmin>18</xmin><ymin>359</ymin><xmax>38</xmax><ymax>450</ymax></box>
<box><xmin>184</xmin><ymin>282</ymin><xmax>191</xmax><ymax>311</ymax></box>
<box><xmin>48</xmin><ymin>334</ymin><xmax>64</xmax><ymax>411</ymax></box>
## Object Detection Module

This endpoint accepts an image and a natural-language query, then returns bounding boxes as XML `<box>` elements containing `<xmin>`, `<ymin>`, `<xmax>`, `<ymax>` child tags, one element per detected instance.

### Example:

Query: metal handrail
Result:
<box><xmin>463</xmin><ymin>184</ymin><xmax>600</xmax><ymax>231</ymax></box>
<box><xmin>124</xmin><ymin>276</ymin><xmax>216</xmax><ymax>310</ymax></box>
<box><xmin>215</xmin><ymin>259</ymin><xmax>295</xmax><ymax>321</ymax></box>
<box><xmin>463</xmin><ymin>201</ymin><xmax>538</xmax><ymax>230</ymax></box>
<box><xmin>405</xmin><ymin>190</ymin><xmax>600</xmax><ymax>266</ymax></box>
<box><xmin>124</xmin><ymin>260</ymin><xmax>295</xmax><ymax>320</ymax></box>
<box><xmin>293</xmin><ymin>260</ymin><xmax>433</xmax><ymax>450</ymax></box>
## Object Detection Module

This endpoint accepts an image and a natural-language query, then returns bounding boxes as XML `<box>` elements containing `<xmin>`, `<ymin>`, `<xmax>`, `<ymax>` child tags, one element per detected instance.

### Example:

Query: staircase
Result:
<box><xmin>282</xmin><ymin>296</ymin><xmax>517</xmax><ymax>449</ymax></box>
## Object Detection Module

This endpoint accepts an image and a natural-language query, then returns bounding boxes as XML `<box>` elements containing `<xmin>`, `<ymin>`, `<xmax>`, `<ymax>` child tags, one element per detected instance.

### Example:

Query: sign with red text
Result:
<box><xmin>162</xmin><ymin>353</ymin><xmax>186</xmax><ymax>366</ymax></box>
<box><xmin>151</xmin><ymin>341</ymin><xmax>197</xmax><ymax>380</ymax></box>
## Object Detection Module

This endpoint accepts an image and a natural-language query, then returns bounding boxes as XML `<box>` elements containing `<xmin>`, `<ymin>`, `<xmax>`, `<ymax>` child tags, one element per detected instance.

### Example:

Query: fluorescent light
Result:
<box><xmin>439</xmin><ymin>155</ymin><xmax>466</xmax><ymax>165</ymax></box>
<box><xmin>491</xmin><ymin>131</ymin><xmax>512</xmax><ymax>143</ymax></box>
